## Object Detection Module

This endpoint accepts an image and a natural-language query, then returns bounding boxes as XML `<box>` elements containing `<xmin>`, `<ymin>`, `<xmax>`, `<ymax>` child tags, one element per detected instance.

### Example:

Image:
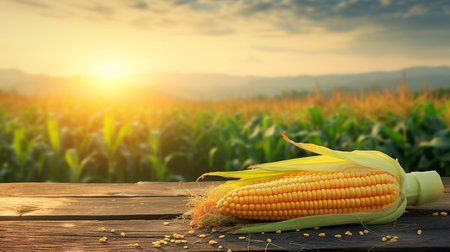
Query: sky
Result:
<box><xmin>1</xmin><ymin>0</ymin><xmax>450</xmax><ymax>77</ymax></box>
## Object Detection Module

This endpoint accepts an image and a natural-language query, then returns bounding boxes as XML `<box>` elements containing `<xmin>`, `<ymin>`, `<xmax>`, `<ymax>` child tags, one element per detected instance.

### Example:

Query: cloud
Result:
<box><xmin>11</xmin><ymin>0</ymin><xmax>50</xmax><ymax>9</ymax></box>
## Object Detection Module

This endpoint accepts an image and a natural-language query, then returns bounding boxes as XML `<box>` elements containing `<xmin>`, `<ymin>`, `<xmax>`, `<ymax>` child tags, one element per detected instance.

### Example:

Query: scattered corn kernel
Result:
<box><xmin>153</xmin><ymin>244</ymin><xmax>160</xmax><ymax>248</ymax></box>
<box><xmin>238</xmin><ymin>236</ymin><xmax>246</xmax><ymax>240</ymax></box>
<box><xmin>179</xmin><ymin>235</ymin><xmax>185</xmax><ymax>239</ymax></box>
<box><xmin>391</xmin><ymin>238</ymin><xmax>398</xmax><ymax>242</ymax></box>
<box><xmin>318</xmin><ymin>233</ymin><xmax>326</xmax><ymax>237</ymax></box>
<box><xmin>261</xmin><ymin>232</ymin><xmax>265</xmax><ymax>234</ymax></box>
<box><xmin>209</xmin><ymin>240</ymin><xmax>217</xmax><ymax>245</ymax></box>
<box><xmin>275</xmin><ymin>230</ymin><xmax>281</xmax><ymax>234</ymax></box>
<box><xmin>170</xmin><ymin>239</ymin><xmax>174</xmax><ymax>243</ymax></box>
<box><xmin>219</xmin><ymin>235</ymin><xmax>225</xmax><ymax>239</ymax></box>
<box><xmin>303</xmin><ymin>233</ymin><xmax>310</xmax><ymax>237</ymax></box>
<box><xmin>134</xmin><ymin>243</ymin><xmax>140</xmax><ymax>247</ymax></box>
<box><xmin>227</xmin><ymin>249</ymin><xmax>232</xmax><ymax>252</ymax></box>
<box><xmin>165</xmin><ymin>235</ymin><xmax>171</xmax><ymax>238</ymax></box>
<box><xmin>432</xmin><ymin>212</ymin><xmax>439</xmax><ymax>216</ymax></box>
<box><xmin>98</xmin><ymin>238</ymin><xmax>107</xmax><ymax>243</ymax></box>
<box><xmin>267</xmin><ymin>238</ymin><xmax>272</xmax><ymax>243</ymax></box>
<box><xmin>334</xmin><ymin>234</ymin><xmax>342</xmax><ymax>238</ymax></box>
<box><xmin>164</xmin><ymin>238</ymin><xmax>170</xmax><ymax>242</ymax></box>
<box><xmin>111</xmin><ymin>229</ymin><xmax>115</xmax><ymax>233</ymax></box>
<box><xmin>184</xmin><ymin>246</ymin><xmax>188</xmax><ymax>249</ymax></box>
<box><xmin>314</xmin><ymin>227</ymin><xmax>319</xmax><ymax>230</ymax></box>
<box><xmin>363</xmin><ymin>230</ymin><xmax>369</xmax><ymax>234</ymax></box>
<box><xmin>188</xmin><ymin>230</ymin><xmax>195</xmax><ymax>235</ymax></box>
<box><xmin>199</xmin><ymin>234</ymin><xmax>207</xmax><ymax>238</ymax></box>
<box><xmin>163</xmin><ymin>241</ymin><xmax>168</xmax><ymax>245</ymax></box>
<box><xmin>296</xmin><ymin>229</ymin><xmax>300</xmax><ymax>232</ymax></box>
<box><xmin>218</xmin><ymin>245</ymin><xmax>223</xmax><ymax>249</ymax></box>
<box><xmin>382</xmin><ymin>237</ymin><xmax>387</xmax><ymax>242</ymax></box>
<box><xmin>393</xmin><ymin>236</ymin><xmax>398</xmax><ymax>239</ymax></box>
<box><xmin>345</xmin><ymin>231</ymin><xmax>352</xmax><ymax>236</ymax></box>
<box><xmin>189</xmin><ymin>220</ymin><xmax>196</xmax><ymax>227</ymax></box>
<box><xmin>100</xmin><ymin>227</ymin><xmax>105</xmax><ymax>231</ymax></box>
<box><xmin>386</xmin><ymin>235</ymin><xmax>392</xmax><ymax>239</ymax></box>
<box><xmin>417</xmin><ymin>229</ymin><xmax>423</xmax><ymax>235</ymax></box>
<box><xmin>211</xmin><ymin>229</ymin><xmax>217</xmax><ymax>233</ymax></box>
<box><xmin>163</xmin><ymin>222</ymin><xmax>169</xmax><ymax>226</ymax></box>
<box><xmin>121</xmin><ymin>232</ymin><xmax>125</xmax><ymax>237</ymax></box>
<box><xmin>175</xmin><ymin>240</ymin><xmax>182</xmax><ymax>244</ymax></box>
<box><xmin>359</xmin><ymin>231</ymin><xmax>364</xmax><ymax>236</ymax></box>
<box><xmin>181</xmin><ymin>240</ymin><xmax>188</xmax><ymax>243</ymax></box>
<box><xmin>441</xmin><ymin>212</ymin><xmax>448</xmax><ymax>216</ymax></box>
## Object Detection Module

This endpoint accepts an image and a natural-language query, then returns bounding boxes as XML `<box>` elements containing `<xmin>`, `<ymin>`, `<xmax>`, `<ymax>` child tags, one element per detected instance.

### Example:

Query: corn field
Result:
<box><xmin>0</xmin><ymin>82</ymin><xmax>448</xmax><ymax>183</ymax></box>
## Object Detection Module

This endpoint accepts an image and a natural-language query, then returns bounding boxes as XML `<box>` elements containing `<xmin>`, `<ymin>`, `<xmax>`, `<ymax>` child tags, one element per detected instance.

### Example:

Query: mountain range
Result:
<box><xmin>0</xmin><ymin>66</ymin><xmax>449</xmax><ymax>101</ymax></box>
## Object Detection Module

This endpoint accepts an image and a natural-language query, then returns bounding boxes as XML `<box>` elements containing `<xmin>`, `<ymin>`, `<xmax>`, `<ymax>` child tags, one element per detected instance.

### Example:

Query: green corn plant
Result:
<box><xmin>65</xmin><ymin>148</ymin><xmax>92</xmax><ymax>182</ymax></box>
<box><xmin>12</xmin><ymin>128</ymin><xmax>35</xmax><ymax>181</ymax></box>
<box><xmin>102</xmin><ymin>113</ymin><xmax>131</xmax><ymax>182</ymax></box>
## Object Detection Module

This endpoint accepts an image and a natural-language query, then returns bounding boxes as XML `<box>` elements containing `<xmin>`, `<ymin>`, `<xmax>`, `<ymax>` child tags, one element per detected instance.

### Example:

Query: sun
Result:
<box><xmin>97</xmin><ymin>63</ymin><xmax>123</xmax><ymax>82</ymax></box>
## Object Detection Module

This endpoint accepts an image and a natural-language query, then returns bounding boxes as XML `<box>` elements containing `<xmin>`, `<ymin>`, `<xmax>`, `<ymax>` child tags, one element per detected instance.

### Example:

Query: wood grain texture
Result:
<box><xmin>0</xmin><ymin>209</ymin><xmax>449</xmax><ymax>251</ymax></box>
<box><xmin>0</xmin><ymin>178</ymin><xmax>448</xmax><ymax>251</ymax></box>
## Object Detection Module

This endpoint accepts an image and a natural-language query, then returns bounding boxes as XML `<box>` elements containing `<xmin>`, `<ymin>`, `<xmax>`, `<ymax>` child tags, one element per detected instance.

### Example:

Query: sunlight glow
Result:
<box><xmin>97</xmin><ymin>63</ymin><xmax>123</xmax><ymax>82</ymax></box>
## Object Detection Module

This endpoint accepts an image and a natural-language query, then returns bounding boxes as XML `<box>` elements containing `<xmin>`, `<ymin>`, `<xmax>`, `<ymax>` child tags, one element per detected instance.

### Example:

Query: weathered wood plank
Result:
<box><xmin>0</xmin><ymin>178</ymin><xmax>448</xmax><ymax>220</ymax></box>
<box><xmin>0</xmin><ymin>197</ymin><xmax>188</xmax><ymax>220</ymax></box>
<box><xmin>0</xmin><ymin>181</ymin><xmax>221</xmax><ymax>197</ymax></box>
<box><xmin>3</xmin><ymin>177</ymin><xmax>448</xmax><ymax>197</ymax></box>
<box><xmin>0</xmin><ymin>209</ymin><xmax>449</xmax><ymax>251</ymax></box>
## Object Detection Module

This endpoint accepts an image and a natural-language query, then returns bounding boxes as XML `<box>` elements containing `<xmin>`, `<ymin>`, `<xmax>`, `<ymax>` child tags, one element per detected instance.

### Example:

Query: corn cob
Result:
<box><xmin>188</xmin><ymin>133</ymin><xmax>444</xmax><ymax>233</ymax></box>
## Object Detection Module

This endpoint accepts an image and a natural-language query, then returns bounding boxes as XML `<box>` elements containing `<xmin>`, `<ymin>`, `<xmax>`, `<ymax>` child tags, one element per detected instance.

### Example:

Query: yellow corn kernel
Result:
<box><xmin>219</xmin><ymin>235</ymin><xmax>225</xmax><ymax>239</ymax></box>
<box><xmin>100</xmin><ymin>227</ymin><xmax>105</xmax><ymax>231</ymax></box>
<box><xmin>359</xmin><ymin>231</ymin><xmax>364</xmax><ymax>236</ymax></box>
<box><xmin>184</xmin><ymin>246</ymin><xmax>188</xmax><ymax>249</ymax></box>
<box><xmin>296</xmin><ymin>229</ymin><xmax>300</xmax><ymax>232</ymax></box>
<box><xmin>163</xmin><ymin>241</ymin><xmax>168</xmax><ymax>244</ymax></box>
<box><xmin>175</xmin><ymin>240</ymin><xmax>182</xmax><ymax>244</ymax></box>
<box><xmin>345</xmin><ymin>231</ymin><xmax>352</xmax><ymax>236</ymax></box>
<box><xmin>218</xmin><ymin>245</ymin><xmax>223</xmax><ymax>249</ymax></box>
<box><xmin>261</xmin><ymin>232</ymin><xmax>265</xmax><ymax>234</ymax></box>
<box><xmin>441</xmin><ymin>212</ymin><xmax>448</xmax><ymax>216</ymax></box>
<box><xmin>314</xmin><ymin>227</ymin><xmax>319</xmax><ymax>230</ymax></box>
<box><xmin>391</xmin><ymin>238</ymin><xmax>398</xmax><ymax>242</ymax></box>
<box><xmin>153</xmin><ymin>244</ymin><xmax>160</xmax><ymax>248</ymax></box>
<box><xmin>432</xmin><ymin>212</ymin><xmax>439</xmax><ymax>216</ymax></box>
<box><xmin>98</xmin><ymin>238</ymin><xmax>106</xmax><ymax>243</ymax></box>
<box><xmin>134</xmin><ymin>243</ymin><xmax>140</xmax><ymax>247</ymax></box>
<box><xmin>110</xmin><ymin>229</ymin><xmax>115</xmax><ymax>233</ymax></box>
<box><xmin>188</xmin><ymin>230</ymin><xmax>195</xmax><ymax>235</ymax></box>
<box><xmin>267</xmin><ymin>238</ymin><xmax>272</xmax><ymax>243</ymax></box>
<box><xmin>165</xmin><ymin>235</ymin><xmax>171</xmax><ymax>238</ymax></box>
<box><xmin>334</xmin><ymin>234</ymin><xmax>342</xmax><ymax>238</ymax></box>
<box><xmin>363</xmin><ymin>230</ymin><xmax>369</xmax><ymax>234</ymax></box>
<box><xmin>199</xmin><ymin>234</ymin><xmax>207</xmax><ymax>238</ymax></box>
<box><xmin>417</xmin><ymin>229</ymin><xmax>422</xmax><ymax>235</ymax></box>
<box><xmin>303</xmin><ymin>233</ymin><xmax>310</xmax><ymax>237</ymax></box>
<box><xmin>121</xmin><ymin>232</ymin><xmax>125</xmax><ymax>237</ymax></box>
<box><xmin>227</xmin><ymin>249</ymin><xmax>232</xmax><ymax>252</ymax></box>
<box><xmin>179</xmin><ymin>235</ymin><xmax>185</xmax><ymax>239</ymax></box>
<box><xmin>275</xmin><ymin>230</ymin><xmax>281</xmax><ymax>234</ymax></box>
<box><xmin>382</xmin><ymin>237</ymin><xmax>387</xmax><ymax>242</ymax></box>
<box><xmin>164</xmin><ymin>238</ymin><xmax>170</xmax><ymax>242</ymax></box>
<box><xmin>318</xmin><ymin>233</ymin><xmax>326</xmax><ymax>237</ymax></box>
<box><xmin>211</xmin><ymin>229</ymin><xmax>217</xmax><ymax>233</ymax></box>
<box><xmin>386</xmin><ymin>235</ymin><xmax>392</xmax><ymax>239</ymax></box>
<box><xmin>216</xmin><ymin>170</ymin><xmax>400</xmax><ymax>221</ymax></box>
<box><xmin>181</xmin><ymin>240</ymin><xmax>188</xmax><ymax>243</ymax></box>
<box><xmin>189</xmin><ymin>220</ymin><xmax>196</xmax><ymax>227</ymax></box>
<box><xmin>209</xmin><ymin>240</ymin><xmax>217</xmax><ymax>245</ymax></box>
<box><xmin>170</xmin><ymin>239</ymin><xmax>174</xmax><ymax>243</ymax></box>
<box><xmin>238</xmin><ymin>236</ymin><xmax>246</xmax><ymax>240</ymax></box>
<box><xmin>163</xmin><ymin>222</ymin><xmax>169</xmax><ymax>226</ymax></box>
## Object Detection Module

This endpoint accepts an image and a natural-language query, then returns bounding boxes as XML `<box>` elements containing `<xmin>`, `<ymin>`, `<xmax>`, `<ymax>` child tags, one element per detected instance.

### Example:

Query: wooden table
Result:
<box><xmin>1</xmin><ymin>178</ymin><xmax>449</xmax><ymax>251</ymax></box>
